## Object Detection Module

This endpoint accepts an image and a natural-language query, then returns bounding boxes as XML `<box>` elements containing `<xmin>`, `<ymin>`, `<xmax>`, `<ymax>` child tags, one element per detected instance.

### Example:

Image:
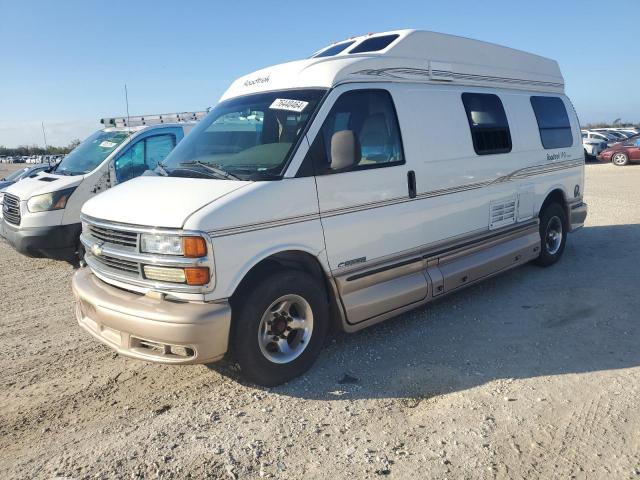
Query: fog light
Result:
<box><xmin>143</xmin><ymin>265</ymin><xmax>186</xmax><ymax>283</ymax></box>
<box><xmin>185</xmin><ymin>267</ymin><xmax>210</xmax><ymax>286</ymax></box>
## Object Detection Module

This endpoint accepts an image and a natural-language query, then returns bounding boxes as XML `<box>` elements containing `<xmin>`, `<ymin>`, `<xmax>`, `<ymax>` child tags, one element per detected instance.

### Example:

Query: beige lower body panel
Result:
<box><xmin>72</xmin><ymin>268</ymin><xmax>231</xmax><ymax>364</ymax></box>
<box><xmin>336</xmin><ymin>222</ymin><xmax>541</xmax><ymax>333</ymax></box>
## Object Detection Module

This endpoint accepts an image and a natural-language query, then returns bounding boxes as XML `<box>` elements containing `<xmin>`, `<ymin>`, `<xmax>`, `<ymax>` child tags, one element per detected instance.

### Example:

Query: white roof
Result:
<box><xmin>221</xmin><ymin>29</ymin><xmax>564</xmax><ymax>101</ymax></box>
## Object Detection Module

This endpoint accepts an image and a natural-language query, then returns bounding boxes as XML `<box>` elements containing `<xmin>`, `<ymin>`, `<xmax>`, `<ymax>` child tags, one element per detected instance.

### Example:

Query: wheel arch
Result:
<box><xmin>539</xmin><ymin>186</ymin><xmax>569</xmax><ymax>227</ymax></box>
<box><xmin>229</xmin><ymin>247</ymin><xmax>345</xmax><ymax>332</ymax></box>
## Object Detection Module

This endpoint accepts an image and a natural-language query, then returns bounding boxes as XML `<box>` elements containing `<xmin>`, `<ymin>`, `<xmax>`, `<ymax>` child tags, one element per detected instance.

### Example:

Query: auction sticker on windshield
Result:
<box><xmin>269</xmin><ymin>98</ymin><xmax>309</xmax><ymax>113</ymax></box>
<box><xmin>99</xmin><ymin>141</ymin><xmax>118</xmax><ymax>148</ymax></box>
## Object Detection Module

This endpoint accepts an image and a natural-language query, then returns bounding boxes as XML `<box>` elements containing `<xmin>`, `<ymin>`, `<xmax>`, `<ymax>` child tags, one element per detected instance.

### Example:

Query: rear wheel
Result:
<box><xmin>230</xmin><ymin>270</ymin><xmax>328</xmax><ymax>386</ymax></box>
<box><xmin>612</xmin><ymin>152</ymin><xmax>629</xmax><ymax>166</ymax></box>
<box><xmin>533</xmin><ymin>202</ymin><xmax>567</xmax><ymax>267</ymax></box>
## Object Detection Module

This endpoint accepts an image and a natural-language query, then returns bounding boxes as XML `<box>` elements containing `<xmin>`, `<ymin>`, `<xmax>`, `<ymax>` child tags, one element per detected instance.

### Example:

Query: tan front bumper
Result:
<box><xmin>72</xmin><ymin>268</ymin><xmax>231</xmax><ymax>364</ymax></box>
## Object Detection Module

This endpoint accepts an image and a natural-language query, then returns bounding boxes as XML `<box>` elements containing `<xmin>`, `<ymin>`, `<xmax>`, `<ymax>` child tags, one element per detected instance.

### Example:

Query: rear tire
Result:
<box><xmin>612</xmin><ymin>152</ymin><xmax>629</xmax><ymax>166</ymax></box>
<box><xmin>533</xmin><ymin>202</ymin><xmax>567</xmax><ymax>267</ymax></box>
<box><xmin>230</xmin><ymin>270</ymin><xmax>328</xmax><ymax>386</ymax></box>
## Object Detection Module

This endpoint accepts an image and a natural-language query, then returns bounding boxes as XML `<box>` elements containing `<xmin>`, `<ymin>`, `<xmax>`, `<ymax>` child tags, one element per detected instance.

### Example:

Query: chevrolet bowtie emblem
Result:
<box><xmin>91</xmin><ymin>242</ymin><xmax>104</xmax><ymax>256</ymax></box>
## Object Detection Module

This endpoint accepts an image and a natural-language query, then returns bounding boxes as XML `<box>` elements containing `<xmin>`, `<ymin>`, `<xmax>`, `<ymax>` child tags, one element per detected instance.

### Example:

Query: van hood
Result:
<box><xmin>3</xmin><ymin>173</ymin><xmax>83</xmax><ymax>201</ymax></box>
<box><xmin>81</xmin><ymin>176</ymin><xmax>250</xmax><ymax>228</ymax></box>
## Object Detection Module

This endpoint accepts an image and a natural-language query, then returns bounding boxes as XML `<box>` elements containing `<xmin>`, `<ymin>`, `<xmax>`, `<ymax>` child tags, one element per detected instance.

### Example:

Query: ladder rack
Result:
<box><xmin>101</xmin><ymin>111</ymin><xmax>208</xmax><ymax>128</ymax></box>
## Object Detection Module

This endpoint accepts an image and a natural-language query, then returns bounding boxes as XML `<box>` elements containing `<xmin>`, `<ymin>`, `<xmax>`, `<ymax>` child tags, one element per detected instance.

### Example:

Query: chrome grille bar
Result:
<box><xmin>88</xmin><ymin>225</ymin><xmax>137</xmax><ymax>247</ymax></box>
<box><xmin>2</xmin><ymin>193</ymin><xmax>21</xmax><ymax>225</ymax></box>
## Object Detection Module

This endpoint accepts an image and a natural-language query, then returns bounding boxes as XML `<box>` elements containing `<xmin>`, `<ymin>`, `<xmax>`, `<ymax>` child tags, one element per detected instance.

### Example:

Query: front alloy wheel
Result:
<box><xmin>258</xmin><ymin>294</ymin><xmax>314</xmax><ymax>364</ymax></box>
<box><xmin>231</xmin><ymin>270</ymin><xmax>328</xmax><ymax>386</ymax></box>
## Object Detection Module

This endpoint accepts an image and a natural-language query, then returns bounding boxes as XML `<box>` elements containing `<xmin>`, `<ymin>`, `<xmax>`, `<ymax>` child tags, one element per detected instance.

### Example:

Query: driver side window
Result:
<box><xmin>115</xmin><ymin>141</ymin><xmax>144</xmax><ymax>184</ymax></box>
<box><xmin>115</xmin><ymin>134</ymin><xmax>176</xmax><ymax>183</ymax></box>
<box><xmin>306</xmin><ymin>89</ymin><xmax>404</xmax><ymax>175</ymax></box>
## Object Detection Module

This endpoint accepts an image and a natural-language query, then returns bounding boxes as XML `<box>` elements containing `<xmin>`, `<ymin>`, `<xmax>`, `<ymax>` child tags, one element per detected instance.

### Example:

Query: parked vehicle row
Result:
<box><xmin>0</xmin><ymin>154</ymin><xmax>65</xmax><ymax>164</ymax></box>
<box><xmin>1</xmin><ymin>30</ymin><xmax>588</xmax><ymax>385</ymax></box>
<box><xmin>582</xmin><ymin>127</ymin><xmax>640</xmax><ymax>164</ymax></box>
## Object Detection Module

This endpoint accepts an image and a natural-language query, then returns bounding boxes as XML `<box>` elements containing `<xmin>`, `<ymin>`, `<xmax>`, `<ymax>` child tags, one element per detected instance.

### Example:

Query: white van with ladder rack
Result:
<box><xmin>1</xmin><ymin>112</ymin><xmax>205</xmax><ymax>263</ymax></box>
<box><xmin>73</xmin><ymin>30</ymin><xmax>587</xmax><ymax>385</ymax></box>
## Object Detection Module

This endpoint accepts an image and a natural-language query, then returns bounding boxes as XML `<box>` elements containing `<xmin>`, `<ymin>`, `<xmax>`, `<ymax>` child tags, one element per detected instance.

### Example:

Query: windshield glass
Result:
<box><xmin>4</xmin><ymin>167</ymin><xmax>31</xmax><ymax>182</ymax></box>
<box><xmin>161</xmin><ymin>89</ymin><xmax>325</xmax><ymax>180</ymax></box>
<box><xmin>56</xmin><ymin>130</ymin><xmax>131</xmax><ymax>175</ymax></box>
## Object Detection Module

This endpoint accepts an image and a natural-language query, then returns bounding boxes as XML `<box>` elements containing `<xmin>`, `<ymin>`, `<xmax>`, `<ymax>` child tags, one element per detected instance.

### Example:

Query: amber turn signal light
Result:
<box><xmin>183</xmin><ymin>236</ymin><xmax>207</xmax><ymax>258</ymax></box>
<box><xmin>184</xmin><ymin>267</ymin><xmax>210</xmax><ymax>286</ymax></box>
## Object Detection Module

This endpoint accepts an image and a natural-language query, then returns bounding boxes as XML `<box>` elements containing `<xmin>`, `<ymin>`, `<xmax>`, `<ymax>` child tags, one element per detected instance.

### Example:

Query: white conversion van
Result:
<box><xmin>1</xmin><ymin>112</ymin><xmax>205</xmax><ymax>263</ymax></box>
<box><xmin>73</xmin><ymin>30</ymin><xmax>587</xmax><ymax>385</ymax></box>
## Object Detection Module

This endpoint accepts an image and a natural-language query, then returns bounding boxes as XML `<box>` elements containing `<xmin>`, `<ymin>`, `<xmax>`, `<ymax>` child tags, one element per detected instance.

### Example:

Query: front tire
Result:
<box><xmin>533</xmin><ymin>202</ymin><xmax>567</xmax><ymax>267</ymax></box>
<box><xmin>230</xmin><ymin>270</ymin><xmax>328</xmax><ymax>386</ymax></box>
<box><xmin>612</xmin><ymin>152</ymin><xmax>629</xmax><ymax>166</ymax></box>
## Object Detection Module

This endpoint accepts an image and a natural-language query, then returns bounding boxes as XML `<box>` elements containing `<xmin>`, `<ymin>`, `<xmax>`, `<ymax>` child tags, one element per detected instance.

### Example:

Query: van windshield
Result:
<box><xmin>55</xmin><ymin>130</ymin><xmax>131</xmax><ymax>176</ymax></box>
<box><xmin>161</xmin><ymin>89</ymin><xmax>326</xmax><ymax>180</ymax></box>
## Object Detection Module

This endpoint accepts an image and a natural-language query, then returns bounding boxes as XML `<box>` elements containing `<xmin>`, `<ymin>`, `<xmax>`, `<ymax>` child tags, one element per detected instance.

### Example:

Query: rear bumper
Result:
<box><xmin>72</xmin><ymin>268</ymin><xmax>231</xmax><ymax>364</ymax></box>
<box><xmin>569</xmin><ymin>201</ymin><xmax>588</xmax><ymax>232</ymax></box>
<box><xmin>0</xmin><ymin>220</ymin><xmax>80</xmax><ymax>261</ymax></box>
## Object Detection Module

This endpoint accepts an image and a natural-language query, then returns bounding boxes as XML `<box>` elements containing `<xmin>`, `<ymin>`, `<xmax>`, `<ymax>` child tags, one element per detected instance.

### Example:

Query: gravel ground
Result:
<box><xmin>1</xmin><ymin>162</ymin><xmax>639</xmax><ymax>479</ymax></box>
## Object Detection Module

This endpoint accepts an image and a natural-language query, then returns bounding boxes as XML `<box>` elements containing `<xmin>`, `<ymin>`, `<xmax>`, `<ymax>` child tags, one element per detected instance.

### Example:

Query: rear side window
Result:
<box><xmin>530</xmin><ymin>96</ymin><xmax>573</xmax><ymax>149</ymax></box>
<box><xmin>313</xmin><ymin>41</ymin><xmax>355</xmax><ymax>58</ymax></box>
<box><xmin>349</xmin><ymin>34</ymin><xmax>399</xmax><ymax>53</ymax></box>
<box><xmin>461</xmin><ymin>93</ymin><xmax>512</xmax><ymax>155</ymax></box>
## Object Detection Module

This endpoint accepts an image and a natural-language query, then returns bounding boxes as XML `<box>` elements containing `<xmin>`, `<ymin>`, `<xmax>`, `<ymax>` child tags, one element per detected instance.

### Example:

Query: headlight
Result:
<box><xmin>140</xmin><ymin>234</ymin><xmax>183</xmax><ymax>255</ymax></box>
<box><xmin>140</xmin><ymin>234</ymin><xmax>207</xmax><ymax>257</ymax></box>
<box><xmin>27</xmin><ymin>187</ymin><xmax>76</xmax><ymax>213</ymax></box>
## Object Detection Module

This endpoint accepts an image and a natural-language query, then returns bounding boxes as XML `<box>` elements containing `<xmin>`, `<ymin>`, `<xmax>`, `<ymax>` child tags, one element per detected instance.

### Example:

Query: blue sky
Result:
<box><xmin>1</xmin><ymin>0</ymin><xmax>638</xmax><ymax>147</ymax></box>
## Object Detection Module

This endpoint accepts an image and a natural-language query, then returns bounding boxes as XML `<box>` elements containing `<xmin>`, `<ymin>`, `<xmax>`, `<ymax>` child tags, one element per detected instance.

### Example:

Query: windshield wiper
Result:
<box><xmin>179</xmin><ymin>161</ymin><xmax>241</xmax><ymax>180</ymax></box>
<box><xmin>155</xmin><ymin>161</ymin><xmax>170</xmax><ymax>177</ymax></box>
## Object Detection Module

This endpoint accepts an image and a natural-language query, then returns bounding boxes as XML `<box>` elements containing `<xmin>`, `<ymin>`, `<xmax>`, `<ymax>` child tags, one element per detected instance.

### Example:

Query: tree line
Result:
<box><xmin>0</xmin><ymin>139</ymin><xmax>81</xmax><ymax>157</ymax></box>
<box><xmin>583</xmin><ymin>119</ymin><xmax>640</xmax><ymax>129</ymax></box>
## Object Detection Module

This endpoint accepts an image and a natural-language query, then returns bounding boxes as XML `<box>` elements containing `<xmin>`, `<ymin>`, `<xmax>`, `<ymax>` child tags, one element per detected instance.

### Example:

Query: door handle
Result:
<box><xmin>407</xmin><ymin>170</ymin><xmax>417</xmax><ymax>198</ymax></box>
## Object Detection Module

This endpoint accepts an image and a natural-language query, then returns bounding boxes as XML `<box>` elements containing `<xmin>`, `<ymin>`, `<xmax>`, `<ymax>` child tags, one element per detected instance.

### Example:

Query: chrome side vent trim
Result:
<box><xmin>489</xmin><ymin>196</ymin><xmax>517</xmax><ymax>230</ymax></box>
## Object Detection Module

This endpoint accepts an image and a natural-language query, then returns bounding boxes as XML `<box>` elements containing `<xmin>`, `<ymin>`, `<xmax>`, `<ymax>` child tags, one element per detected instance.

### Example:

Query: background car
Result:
<box><xmin>0</xmin><ymin>163</ymin><xmax>51</xmax><ymax>191</ymax></box>
<box><xmin>597</xmin><ymin>138</ymin><xmax>640</xmax><ymax>166</ymax></box>
<box><xmin>582</xmin><ymin>133</ymin><xmax>607</xmax><ymax>161</ymax></box>
<box><xmin>582</xmin><ymin>130</ymin><xmax>619</xmax><ymax>148</ymax></box>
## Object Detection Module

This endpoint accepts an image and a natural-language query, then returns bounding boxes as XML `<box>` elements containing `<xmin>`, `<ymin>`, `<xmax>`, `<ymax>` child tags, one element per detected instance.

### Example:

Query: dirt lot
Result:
<box><xmin>1</xmin><ymin>162</ymin><xmax>639</xmax><ymax>479</ymax></box>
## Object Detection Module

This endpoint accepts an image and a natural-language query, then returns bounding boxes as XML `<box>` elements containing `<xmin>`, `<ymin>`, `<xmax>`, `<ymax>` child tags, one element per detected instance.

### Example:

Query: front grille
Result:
<box><xmin>2</xmin><ymin>193</ymin><xmax>21</xmax><ymax>225</ymax></box>
<box><xmin>89</xmin><ymin>225</ymin><xmax>137</xmax><ymax>248</ymax></box>
<box><xmin>81</xmin><ymin>214</ymin><xmax>212</xmax><ymax>293</ymax></box>
<box><xmin>93</xmin><ymin>253</ymin><xmax>139</xmax><ymax>274</ymax></box>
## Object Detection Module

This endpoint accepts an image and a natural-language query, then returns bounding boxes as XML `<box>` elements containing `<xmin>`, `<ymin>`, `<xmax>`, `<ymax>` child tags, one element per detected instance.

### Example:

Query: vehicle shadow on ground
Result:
<box><xmin>209</xmin><ymin>223</ymin><xmax>640</xmax><ymax>401</ymax></box>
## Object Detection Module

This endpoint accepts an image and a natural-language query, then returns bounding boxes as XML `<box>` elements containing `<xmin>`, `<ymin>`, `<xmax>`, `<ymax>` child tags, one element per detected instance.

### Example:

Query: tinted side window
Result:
<box><xmin>115</xmin><ymin>134</ymin><xmax>175</xmax><ymax>183</ymax></box>
<box><xmin>349</xmin><ymin>34</ymin><xmax>399</xmax><ymax>53</ymax></box>
<box><xmin>308</xmin><ymin>90</ymin><xmax>404</xmax><ymax>175</ymax></box>
<box><xmin>145</xmin><ymin>134</ymin><xmax>176</xmax><ymax>170</ymax></box>
<box><xmin>461</xmin><ymin>93</ymin><xmax>512</xmax><ymax>155</ymax></box>
<box><xmin>115</xmin><ymin>141</ymin><xmax>145</xmax><ymax>183</ymax></box>
<box><xmin>313</xmin><ymin>41</ymin><xmax>355</xmax><ymax>58</ymax></box>
<box><xmin>530</xmin><ymin>96</ymin><xmax>573</xmax><ymax>149</ymax></box>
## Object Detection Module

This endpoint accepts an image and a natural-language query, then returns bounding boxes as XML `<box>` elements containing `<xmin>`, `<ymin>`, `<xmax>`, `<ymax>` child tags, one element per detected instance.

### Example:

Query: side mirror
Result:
<box><xmin>330</xmin><ymin>130</ymin><xmax>360</xmax><ymax>171</ymax></box>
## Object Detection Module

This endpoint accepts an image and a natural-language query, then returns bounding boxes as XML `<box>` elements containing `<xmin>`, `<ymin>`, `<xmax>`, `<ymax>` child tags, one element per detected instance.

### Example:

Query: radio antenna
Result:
<box><xmin>41</xmin><ymin>122</ymin><xmax>48</xmax><ymax>151</ymax></box>
<box><xmin>124</xmin><ymin>84</ymin><xmax>131</xmax><ymax>134</ymax></box>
